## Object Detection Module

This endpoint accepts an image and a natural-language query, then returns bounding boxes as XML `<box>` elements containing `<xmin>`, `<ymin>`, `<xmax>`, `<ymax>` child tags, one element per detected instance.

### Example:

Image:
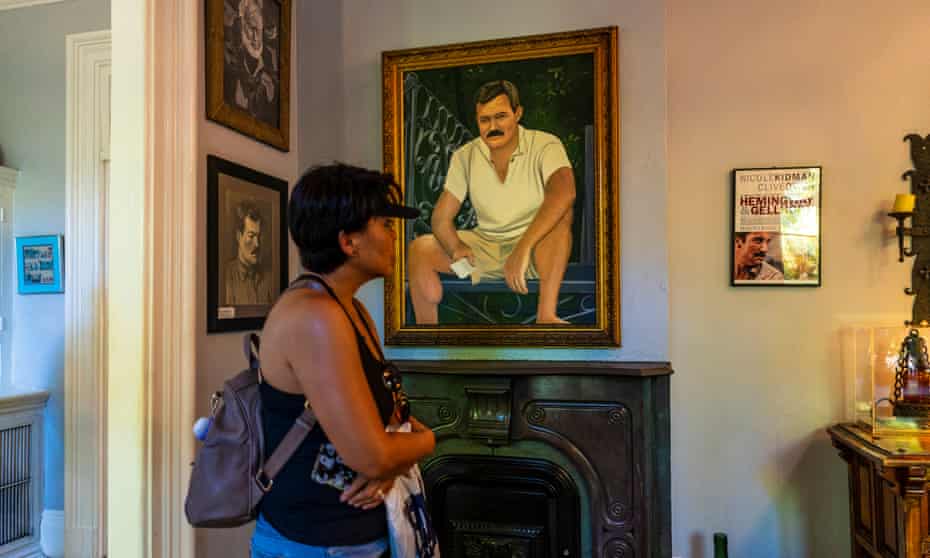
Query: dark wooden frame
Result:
<box><xmin>205</xmin><ymin>0</ymin><xmax>291</xmax><ymax>151</ymax></box>
<box><xmin>382</xmin><ymin>27</ymin><xmax>621</xmax><ymax>347</ymax></box>
<box><xmin>730</xmin><ymin>166</ymin><xmax>823</xmax><ymax>287</ymax></box>
<box><xmin>207</xmin><ymin>155</ymin><xmax>288</xmax><ymax>333</ymax></box>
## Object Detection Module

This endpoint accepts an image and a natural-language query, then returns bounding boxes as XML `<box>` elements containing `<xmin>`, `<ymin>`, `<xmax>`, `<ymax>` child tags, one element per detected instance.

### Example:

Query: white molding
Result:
<box><xmin>145</xmin><ymin>2</ymin><xmax>198</xmax><ymax>556</ymax></box>
<box><xmin>0</xmin><ymin>540</ymin><xmax>43</xmax><ymax>558</ymax></box>
<box><xmin>0</xmin><ymin>0</ymin><xmax>64</xmax><ymax>10</ymax></box>
<box><xmin>40</xmin><ymin>509</ymin><xmax>64</xmax><ymax>558</ymax></box>
<box><xmin>0</xmin><ymin>389</ymin><xmax>49</xmax><ymax>414</ymax></box>
<box><xmin>108</xmin><ymin>1</ymin><xmax>197</xmax><ymax>556</ymax></box>
<box><xmin>64</xmin><ymin>29</ymin><xmax>110</xmax><ymax>558</ymax></box>
<box><xmin>0</xmin><ymin>166</ymin><xmax>18</xmax><ymax>189</ymax></box>
<box><xmin>0</xmin><ymin>170</ymin><xmax>15</xmax><ymax>390</ymax></box>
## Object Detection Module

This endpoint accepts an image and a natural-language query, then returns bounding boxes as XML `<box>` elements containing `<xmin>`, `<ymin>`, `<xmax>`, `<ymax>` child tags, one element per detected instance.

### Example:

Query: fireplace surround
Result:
<box><xmin>398</xmin><ymin>360</ymin><xmax>672</xmax><ymax>558</ymax></box>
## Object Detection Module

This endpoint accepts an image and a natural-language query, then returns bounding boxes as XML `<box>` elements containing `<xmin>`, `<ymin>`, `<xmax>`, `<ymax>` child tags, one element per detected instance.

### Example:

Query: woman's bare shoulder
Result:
<box><xmin>265</xmin><ymin>287</ymin><xmax>348</xmax><ymax>339</ymax></box>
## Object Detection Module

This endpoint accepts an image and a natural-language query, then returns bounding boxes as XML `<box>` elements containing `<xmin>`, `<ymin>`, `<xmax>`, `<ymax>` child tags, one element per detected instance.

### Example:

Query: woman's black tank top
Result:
<box><xmin>258</xmin><ymin>275</ymin><xmax>394</xmax><ymax>547</ymax></box>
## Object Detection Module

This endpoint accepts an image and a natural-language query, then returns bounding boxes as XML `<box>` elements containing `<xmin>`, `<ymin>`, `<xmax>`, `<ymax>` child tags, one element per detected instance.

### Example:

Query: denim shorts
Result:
<box><xmin>250</xmin><ymin>513</ymin><xmax>389</xmax><ymax>558</ymax></box>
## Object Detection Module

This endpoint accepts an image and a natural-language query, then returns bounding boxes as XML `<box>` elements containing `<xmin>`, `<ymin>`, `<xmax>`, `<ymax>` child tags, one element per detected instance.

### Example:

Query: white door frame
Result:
<box><xmin>64</xmin><ymin>29</ymin><xmax>110</xmax><ymax>558</ymax></box>
<box><xmin>109</xmin><ymin>1</ymin><xmax>198</xmax><ymax>556</ymax></box>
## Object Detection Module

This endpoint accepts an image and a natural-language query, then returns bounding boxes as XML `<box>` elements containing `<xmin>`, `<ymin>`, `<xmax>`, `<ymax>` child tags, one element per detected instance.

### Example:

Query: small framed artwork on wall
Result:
<box><xmin>16</xmin><ymin>235</ymin><xmax>64</xmax><ymax>294</ymax></box>
<box><xmin>731</xmin><ymin>166</ymin><xmax>822</xmax><ymax>287</ymax></box>
<box><xmin>205</xmin><ymin>0</ymin><xmax>292</xmax><ymax>151</ymax></box>
<box><xmin>207</xmin><ymin>155</ymin><xmax>288</xmax><ymax>333</ymax></box>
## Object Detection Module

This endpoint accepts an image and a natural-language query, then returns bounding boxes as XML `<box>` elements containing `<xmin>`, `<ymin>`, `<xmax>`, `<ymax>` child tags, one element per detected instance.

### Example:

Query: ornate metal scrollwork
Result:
<box><xmin>894</xmin><ymin>134</ymin><xmax>930</xmax><ymax>325</ymax></box>
<box><xmin>608</xmin><ymin>501</ymin><xmax>626</xmax><ymax>521</ymax></box>
<box><xmin>608</xmin><ymin>408</ymin><xmax>627</xmax><ymax>425</ymax></box>
<box><xmin>603</xmin><ymin>538</ymin><xmax>635</xmax><ymax>558</ymax></box>
<box><xmin>437</xmin><ymin>405</ymin><xmax>454</xmax><ymax>421</ymax></box>
<box><xmin>526</xmin><ymin>404</ymin><xmax>547</xmax><ymax>425</ymax></box>
<box><xmin>403</xmin><ymin>72</ymin><xmax>477</xmax><ymax>238</ymax></box>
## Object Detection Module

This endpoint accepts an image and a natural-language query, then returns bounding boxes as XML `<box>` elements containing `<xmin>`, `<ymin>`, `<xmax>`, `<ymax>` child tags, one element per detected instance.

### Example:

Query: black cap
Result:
<box><xmin>375</xmin><ymin>200</ymin><xmax>420</xmax><ymax>219</ymax></box>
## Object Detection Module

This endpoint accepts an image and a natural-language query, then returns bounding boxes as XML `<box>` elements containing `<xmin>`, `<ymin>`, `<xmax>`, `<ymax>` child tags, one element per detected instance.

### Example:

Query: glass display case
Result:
<box><xmin>843</xmin><ymin>324</ymin><xmax>930</xmax><ymax>437</ymax></box>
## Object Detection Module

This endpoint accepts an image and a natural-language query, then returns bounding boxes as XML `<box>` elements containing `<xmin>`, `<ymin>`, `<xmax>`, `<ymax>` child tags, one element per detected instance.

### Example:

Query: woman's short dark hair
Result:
<box><xmin>289</xmin><ymin>163</ymin><xmax>404</xmax><ymax>274</ymax></box>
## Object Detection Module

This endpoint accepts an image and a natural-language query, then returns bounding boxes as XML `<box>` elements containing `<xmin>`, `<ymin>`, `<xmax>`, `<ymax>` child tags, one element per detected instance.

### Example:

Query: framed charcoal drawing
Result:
<box><xmin>382</xmin><ymin>27</ymin><xmax>620</xmax><ymax>346</ymax></box>
<box><xmin>206</xmin><ymin>0</ymin><xmax>291</xmax><ymax>151</ymax></box>
<box><xmin>207</xmin><ymin>155</ymin><xmax>288</xmax><ymax>333</ymax></box>
<box><xmin>731</xmin><ymin>166</ymin><xmax>822</xmax><ymax>287</ymax></box>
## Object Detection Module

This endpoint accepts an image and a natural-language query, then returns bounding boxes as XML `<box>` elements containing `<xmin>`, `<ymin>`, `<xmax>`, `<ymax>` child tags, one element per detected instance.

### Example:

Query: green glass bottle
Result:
<box><xmin>713</xmin><ymin>532</ymin><xmax>728</xmax><ymax>558</ymax></box>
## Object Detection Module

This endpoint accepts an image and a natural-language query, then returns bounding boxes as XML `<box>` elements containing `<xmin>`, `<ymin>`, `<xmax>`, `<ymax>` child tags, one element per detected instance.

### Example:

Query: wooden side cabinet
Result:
<box><xmin>829</xmin><ymin>423</ymin><xmax>930</xmax><ymax>558</ymax></box>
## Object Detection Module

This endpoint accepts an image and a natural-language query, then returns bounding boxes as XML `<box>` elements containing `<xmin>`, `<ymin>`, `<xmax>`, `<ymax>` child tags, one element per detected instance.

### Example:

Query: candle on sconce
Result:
<box><xmin>894</xmin><ymin>193</ymin><xmax>916</xmax><ymax>214</ymax></box>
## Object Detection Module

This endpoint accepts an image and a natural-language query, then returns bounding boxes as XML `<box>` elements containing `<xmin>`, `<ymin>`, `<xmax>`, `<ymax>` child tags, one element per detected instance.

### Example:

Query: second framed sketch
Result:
<box><xmin>382</xmin><ymin>27</ymin><xmax>620</xmax><ymax>347</ymax></box>
<box><xmin>207</xmin><ymin>155</ymin><xmax>288</xmax><ymax>333</ymax></box>
<box><xmin>205</xmin><ymin>0</ymin><xmax>291</xmax><ymax>151</ymax></box>
<box><xmin>731</xmin><ymin>167</ymin><xmax>822</xmax><ymax>286</ymax></box>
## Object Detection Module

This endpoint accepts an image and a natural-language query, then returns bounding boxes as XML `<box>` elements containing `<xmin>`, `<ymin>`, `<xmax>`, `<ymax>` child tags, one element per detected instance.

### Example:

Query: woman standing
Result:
<box><xmin>251</xmin><ymin>163</ymin><xmax>435</xmax><ymax>557</ymax></box>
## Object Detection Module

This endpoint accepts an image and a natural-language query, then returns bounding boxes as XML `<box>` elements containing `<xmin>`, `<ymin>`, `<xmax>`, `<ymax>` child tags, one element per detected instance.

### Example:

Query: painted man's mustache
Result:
<box><xmin>486</xmin><ymin>130</ymin><xmax>504</xmax><ymax>138</ymax></box>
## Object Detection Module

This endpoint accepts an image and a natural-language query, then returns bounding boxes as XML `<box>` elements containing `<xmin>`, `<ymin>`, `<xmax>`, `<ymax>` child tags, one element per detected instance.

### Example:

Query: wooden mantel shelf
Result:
<box><xmin>394</xmin><ymin>359</ymin><xmax>674</xmax><ymax>377</ymax></box>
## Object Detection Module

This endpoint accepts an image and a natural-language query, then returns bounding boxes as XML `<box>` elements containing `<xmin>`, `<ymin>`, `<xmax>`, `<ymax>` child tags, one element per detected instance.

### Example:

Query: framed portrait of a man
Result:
<box><xmin>206</xmin><ymin>0</ymin><xmax>291</xmax><ymax>151</ymax></box>
<box><xmin>207</xmin><ymin>155</ymin><xmax>288</xmax><ymax>333</ymax></box>
<box><xmin>382</xmin><ymin>27</ymin><xmax>620</xmax><ymax>347</ymax></box>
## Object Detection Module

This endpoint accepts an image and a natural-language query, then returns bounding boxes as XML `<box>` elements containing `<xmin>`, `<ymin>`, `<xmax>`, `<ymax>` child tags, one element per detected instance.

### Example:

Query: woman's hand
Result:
<box><xmin>340</xmin><ymin>475</ymin><xmax>395</xmax><ymax>510</ymax></box>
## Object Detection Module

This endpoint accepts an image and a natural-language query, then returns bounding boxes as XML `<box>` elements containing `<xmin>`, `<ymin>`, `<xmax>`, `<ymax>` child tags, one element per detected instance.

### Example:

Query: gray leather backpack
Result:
<box><xmin>184</xmin><ymin>333</ymin><xmax>316</xmax><ymax>527</ymax></box>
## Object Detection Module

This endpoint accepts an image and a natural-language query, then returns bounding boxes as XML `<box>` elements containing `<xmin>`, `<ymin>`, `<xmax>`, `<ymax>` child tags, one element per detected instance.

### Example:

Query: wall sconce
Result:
<box><xmin>890</xmin><ymin>134</ymin><xmax>930</xmax><ymax>326</ymax></box>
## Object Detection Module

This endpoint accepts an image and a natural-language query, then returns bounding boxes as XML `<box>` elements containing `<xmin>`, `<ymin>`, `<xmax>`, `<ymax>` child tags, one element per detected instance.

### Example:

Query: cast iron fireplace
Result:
<box><xmin>399</xmin><ymin>360</ymin><xmax>672</xmax><ymax>558</ymax></box>
<box><xmin>424</xmin><ymin>455</ymin><xmax>579</xmax><ymax>557</ymax></box>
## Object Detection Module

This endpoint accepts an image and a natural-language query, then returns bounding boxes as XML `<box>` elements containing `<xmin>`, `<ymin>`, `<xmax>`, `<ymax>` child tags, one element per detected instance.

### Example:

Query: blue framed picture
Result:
<box><xmin>16</xmin><ymin>235</ymin><xmax>64</xmax><ymax>294</ymax></box>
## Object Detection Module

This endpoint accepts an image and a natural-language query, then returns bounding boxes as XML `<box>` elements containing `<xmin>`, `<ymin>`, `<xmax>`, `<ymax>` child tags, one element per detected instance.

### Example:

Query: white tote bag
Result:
<box><xmin>384</xmin><ymin>423</ymin><xmax>440</xmax><ymax>558</ymax></box>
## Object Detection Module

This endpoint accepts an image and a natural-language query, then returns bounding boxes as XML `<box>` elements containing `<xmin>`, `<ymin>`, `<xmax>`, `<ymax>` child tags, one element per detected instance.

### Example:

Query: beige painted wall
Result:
<box><xmin>668</xmin><ymin>1</ymin><xmax>930</xmax><ymax>556</ymax></box>
<box><xmin>194</xmin><ymin>0</ymin><xmax>300</xmax><ymax>554</ymax></box>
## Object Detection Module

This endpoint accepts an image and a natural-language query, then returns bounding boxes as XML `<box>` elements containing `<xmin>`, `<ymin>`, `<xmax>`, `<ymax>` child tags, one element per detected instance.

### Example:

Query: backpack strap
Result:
<box><xmin>255</xmin><ymin>272</ymin><xmax>383</xmax><ymax>492</ymax></box>
<box><xmin>257</xmin><ymin>406</ymin><xmax>318</xmax><ymax>491</ymax></box>
<box><xmin>250</xmin><ymin>278</ymin><xmax>321</xmax><ymax>491</ymax></box>
<box><xmin>242</xmin><ymin>332</ymin><xmax>261</xmax><ymax>372</ymax></box>
<box><xmin>296</xmin><ymin>273</ymin><xmax>387</xmax><ymax>363</ymax></box>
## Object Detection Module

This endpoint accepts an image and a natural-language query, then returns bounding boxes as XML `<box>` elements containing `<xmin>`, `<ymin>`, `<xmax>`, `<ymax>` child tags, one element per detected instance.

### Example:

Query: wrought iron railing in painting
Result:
<box><xmin>403</xmin><ymin>72</ymin><xmax>477</xmax><ymax>240</ymax></box>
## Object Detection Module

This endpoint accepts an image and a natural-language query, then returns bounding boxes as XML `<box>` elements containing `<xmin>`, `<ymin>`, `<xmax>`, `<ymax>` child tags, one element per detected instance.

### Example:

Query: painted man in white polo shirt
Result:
<box><xmin>408</xmin><ymin>80</ymin><xmax>576</xmax><ymax>324</ymax></box>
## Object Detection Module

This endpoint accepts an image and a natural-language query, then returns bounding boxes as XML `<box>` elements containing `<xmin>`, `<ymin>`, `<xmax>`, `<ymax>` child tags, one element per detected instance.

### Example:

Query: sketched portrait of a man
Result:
<box><xmin>222</xmin><ymin>0</ymin><xmax>281</xmax><ymax>127</ymax></box>
<box><xmin>224</xmin><ymin>199</ymin><xmax>274</xmax><ymax>306</ymax></box>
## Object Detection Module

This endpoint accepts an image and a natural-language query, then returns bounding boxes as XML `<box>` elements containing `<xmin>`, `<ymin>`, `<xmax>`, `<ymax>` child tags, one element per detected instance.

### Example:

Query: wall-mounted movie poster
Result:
<box><xmin>731</xmin><ymin>166</ymin><xmax>822</xmax><ymax>287</ymax></box>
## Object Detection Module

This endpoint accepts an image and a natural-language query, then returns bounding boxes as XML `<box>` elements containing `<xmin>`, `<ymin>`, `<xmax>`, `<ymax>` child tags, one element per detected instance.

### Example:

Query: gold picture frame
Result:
<box><xmin>382</xmin><ymin>27</ymin><xmax>620</xmax><ymax>347</ymax></box>
<box><xmin>206</xmin><ymin>0</ymin><xmax>291</xmax><ymax>151</ymax></box>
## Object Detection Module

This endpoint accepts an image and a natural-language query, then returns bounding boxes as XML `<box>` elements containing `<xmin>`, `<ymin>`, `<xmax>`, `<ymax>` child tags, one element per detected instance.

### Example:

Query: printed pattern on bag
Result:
<box><xmin>405</xmin><ymin>491</ymin><xmax>438</xmax><ymax>557</ymax></box>
<box><xmin>310</xmin><ymin>442</ymin><xmax>358</xmax><ymax>491</ymax></box>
